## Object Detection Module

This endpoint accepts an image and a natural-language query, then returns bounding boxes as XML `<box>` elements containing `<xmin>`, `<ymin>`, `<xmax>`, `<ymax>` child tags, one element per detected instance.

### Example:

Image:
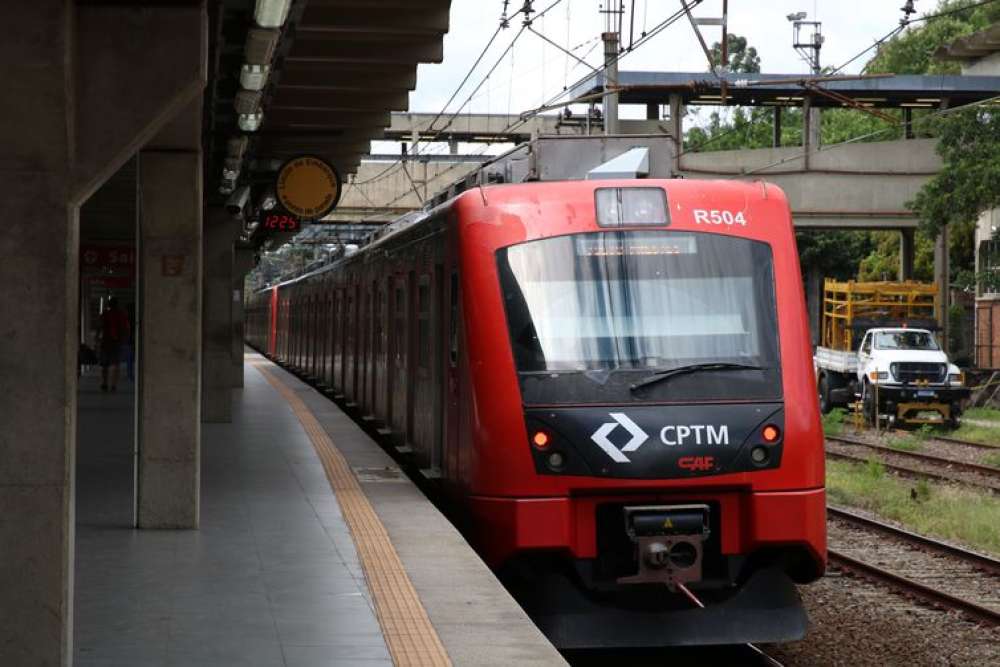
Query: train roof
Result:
<box><xmin>261</xmin><ymin>178</ymin><xmax>788</xmax><ymax>293</ymax></box>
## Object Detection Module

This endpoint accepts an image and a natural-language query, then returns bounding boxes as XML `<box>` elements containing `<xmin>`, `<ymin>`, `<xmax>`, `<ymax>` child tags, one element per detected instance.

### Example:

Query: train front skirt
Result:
<box><xmin>506</xmin><ymin>565</ymin><xmax>807</xmax><ymax>649</ymax></box>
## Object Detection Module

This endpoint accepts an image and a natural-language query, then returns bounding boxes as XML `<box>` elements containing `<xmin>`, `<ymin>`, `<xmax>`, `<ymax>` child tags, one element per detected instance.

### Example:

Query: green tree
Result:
<box><xmin>685</xmin><ymin>1</ymin><xmax>999</xmax><ymax>286</ymax></box>
<box><xmin>867</xmin><ymin>0</ymin><xmax>1000</xmax><ymax>75</ymax></box>
<box><xmin>866</xmin><ymin>0</ymin><xmax>1000</xmax><ymax>286</ymax></box>
<box><xmin>709</xmin><ymin>34</ymin><xmax>760</xmax><ymax>73</ymax></box>
<box><xmin>909</xmin><ymin>108</ymin><xmax>1000</xmax><ymax>239</ymax></box>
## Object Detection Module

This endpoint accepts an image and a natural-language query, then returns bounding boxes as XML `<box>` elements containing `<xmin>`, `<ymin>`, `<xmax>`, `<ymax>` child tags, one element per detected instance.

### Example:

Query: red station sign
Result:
<box><xmin>80</xmin><ymin>245</ymin><xmax>136</xmax><ymax>271</ymax></box>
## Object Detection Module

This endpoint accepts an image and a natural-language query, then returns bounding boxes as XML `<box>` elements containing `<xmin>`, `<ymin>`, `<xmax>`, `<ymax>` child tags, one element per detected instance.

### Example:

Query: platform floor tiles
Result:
<box><xmin>73</xmin><ymin>366</ymin><xmax>392</xmax><ymax>666</ymax></box>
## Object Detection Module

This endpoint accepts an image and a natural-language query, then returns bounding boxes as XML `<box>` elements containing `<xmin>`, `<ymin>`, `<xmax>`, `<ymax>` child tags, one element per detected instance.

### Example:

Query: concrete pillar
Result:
<box><xmin>137</xmin><ymin>150</ymin><xmax>202</xmax><ymax>528</ymax></box>
<box><xmin>803</xmin><ymin>97</ymin><xmax>821</xmax><ymax>168</ymax></box>
<box><xmin>772</xmin><ymin>107</ymin><xmax>782</xmax><ymax>147</ymax></box>
<box><xmin>1</xmin><ymin>4</ymin><xmax>205</xmax><ymax>663</ymax></box>
<box><xmin>935</xmin><ymin>225</ymin><xmax>951</xmax><ymax>350</ymax></box>
<box><xmin>202</xmin><ymin>209</ymin><xmax>234</xmax><ymax>422</ymax></box>
<box><xmin>669</xmin><ymin>94</ymin><xmax>685</xmax><ymax>158</ymax></box>
<box><xmin>0</xmin><ymin>6</ymin><xmax>76</xmax><ymax>665</ymax></box>
<box><xmin>903</xmin><ymin>107</ymin><xmax>914</xmax><ymax>139</ymax></box>
<box><xmin>900</xmin><ymin>228</ymin><xmax>915</xmax><ymax>280</ymax></box>
<box><xmin>232</xmin><ymin>246</ymin><xmax>256</xmax><ymax>387</ymax></box>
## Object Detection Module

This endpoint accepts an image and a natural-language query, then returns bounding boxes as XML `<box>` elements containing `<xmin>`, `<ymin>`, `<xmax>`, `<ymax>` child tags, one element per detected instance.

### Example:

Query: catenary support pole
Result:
<box><xmin>602</xmin><ymin>30</ymin><xmax>620</xmax><ymax>135</ymax></box>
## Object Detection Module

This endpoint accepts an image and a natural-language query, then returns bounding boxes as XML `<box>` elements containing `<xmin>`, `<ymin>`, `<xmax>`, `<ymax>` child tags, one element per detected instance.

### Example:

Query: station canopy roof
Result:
<box><xmin>568</xmin><ymin>70</ymin><xmax>1000</xmax><ymax>109</ymax></box>
<box><xmin>207</xmin><ymin>0</ymin><xmax>451</xmax><ymax>206</ymax></box>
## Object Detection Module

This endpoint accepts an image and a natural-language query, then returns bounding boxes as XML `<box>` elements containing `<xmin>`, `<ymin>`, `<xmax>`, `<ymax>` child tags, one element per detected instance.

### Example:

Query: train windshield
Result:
<box><xmin>497</xmin><ymin>230</ymin><xmax>781</xmax><ymax>404</ymax></box>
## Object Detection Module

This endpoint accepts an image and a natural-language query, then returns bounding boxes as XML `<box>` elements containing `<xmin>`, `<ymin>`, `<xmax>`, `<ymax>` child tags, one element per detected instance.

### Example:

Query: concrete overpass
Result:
<box><xmin>381</xmin><ymin>111</ymin><xmax>667</xmax><ymax>145</ymax></box>
<box><xmin>334</xmin><ymin>135</ymin><xmax>940</xmax><ymax>231</ymax></box>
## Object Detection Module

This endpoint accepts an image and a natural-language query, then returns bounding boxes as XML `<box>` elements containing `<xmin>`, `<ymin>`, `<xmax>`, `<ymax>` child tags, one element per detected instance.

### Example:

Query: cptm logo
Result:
<box><xmin>590</xmin><ymin>413</ymin><xmax>649</xmax><ymax>463</ymax></box>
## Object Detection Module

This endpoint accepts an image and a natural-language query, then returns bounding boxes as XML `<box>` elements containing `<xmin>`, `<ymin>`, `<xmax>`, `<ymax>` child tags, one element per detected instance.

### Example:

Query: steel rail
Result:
<box><xmin>933</xmin><ymin>434</ymin><xmax>1000</xmax><ymax>451</ymax></box>
<box><xmin>826</xmin><ymin>434</ymin><xmax>1000</xmax><ymax>478</ymax></box>
<box><xmin>676</xmin><ymin>583</ymin><xmax>785</xmax><ymax>666</ymax></box>
<box><xmin>828</xmin><ymin>505</ymin><xmax>1000</xmax><ymax>576</ymax></box>
<box><xmin>824</xmin><ymin>450</ymin><xmax>1000</xmax><ymax>495</ymax></box>
<box><xmin>827</xmin><ymin>549</ymin><xmax>1000</xmax><ymax>627</ymax></box>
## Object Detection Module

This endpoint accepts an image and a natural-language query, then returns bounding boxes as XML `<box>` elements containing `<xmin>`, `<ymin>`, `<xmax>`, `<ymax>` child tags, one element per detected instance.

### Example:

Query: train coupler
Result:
<box><xmin>617</xmin><ymin>504</ymin><xmax>710</xmax><ymax>591</ymax></box>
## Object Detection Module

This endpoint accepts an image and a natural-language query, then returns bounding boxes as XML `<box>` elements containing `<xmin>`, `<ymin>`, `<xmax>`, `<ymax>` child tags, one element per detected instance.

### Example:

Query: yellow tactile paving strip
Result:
<box><xmin>254</xmin><ymin>362</ymin><xmax>452</xmax><ymax>667</ymax></box>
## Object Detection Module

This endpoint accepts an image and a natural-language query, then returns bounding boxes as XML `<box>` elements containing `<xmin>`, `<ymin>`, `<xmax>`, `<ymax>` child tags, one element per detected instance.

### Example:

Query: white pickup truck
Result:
<box><xmin>815</xmin><ymin>327</ymin><xmax>969</xmax><ymax>426</ymax></box>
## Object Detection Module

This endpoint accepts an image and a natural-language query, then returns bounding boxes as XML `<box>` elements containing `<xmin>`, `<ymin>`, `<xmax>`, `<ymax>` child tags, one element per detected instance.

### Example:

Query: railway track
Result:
<box><xmin>827</xmin><ymin>434</ymin><xmax>1000</xmax><ymax>477</ymax></box>
<box><xmin>825</xmin><ymin>436</ymin><xmax>1000</xmax><ymax>494</ymax></box>
<box><xmin>933</xmin><ymin>434</ymin><xmax>1000</xmax><ymax>451</ymax></box>
<box><xmin>827</xmin><ymin>505</ymin><xmax>1000</xmax><ymax>626</ymax></box>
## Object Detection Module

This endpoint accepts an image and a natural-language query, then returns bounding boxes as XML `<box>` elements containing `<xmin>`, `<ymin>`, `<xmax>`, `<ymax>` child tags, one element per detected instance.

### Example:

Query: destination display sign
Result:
<box><xmin>275</xmin><ymin>155</ymin><xmax>341</xmax><ymax>220</ymax></box>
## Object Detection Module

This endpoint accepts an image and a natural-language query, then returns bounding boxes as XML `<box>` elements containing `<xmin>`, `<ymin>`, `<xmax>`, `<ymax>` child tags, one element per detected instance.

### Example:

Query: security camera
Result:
<box><xmin>226</xmin><ymin>185</ymin><xmax>251</xmax><ymax>217</ymax></box>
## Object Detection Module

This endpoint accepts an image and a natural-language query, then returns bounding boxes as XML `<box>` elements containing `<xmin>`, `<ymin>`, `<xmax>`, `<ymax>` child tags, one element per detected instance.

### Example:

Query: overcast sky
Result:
<box><xmin>369</xmin><ymin>0</ymin><xmax>922</xmax><ymax>155</ymax></box>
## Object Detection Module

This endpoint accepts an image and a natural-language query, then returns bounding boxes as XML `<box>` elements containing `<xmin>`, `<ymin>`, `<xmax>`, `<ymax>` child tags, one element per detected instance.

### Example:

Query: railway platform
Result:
<box><xmin>74</xmin><ymin>351</ymin><xmax>564</xmax><ymax>667</ymax></box>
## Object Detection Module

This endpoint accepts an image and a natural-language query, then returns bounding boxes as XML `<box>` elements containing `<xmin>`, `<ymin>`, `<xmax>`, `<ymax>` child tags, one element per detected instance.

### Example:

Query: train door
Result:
<box><xmin>389</xmin><ymin>276</ymin><xmax>407</xmax><ymax>441</ymax></box>
<box><xmin>413</xmin><ymin>274</ymin><xmax>432</xmax><ymax>467</ymax></box>
<box><xmin>369</xmin><ymin>279</ymin><xmax>381</xmax><ymax>420</ymax></box>
<box><xmin>268</xmin><ymin>288</ymin><xmax>278</xmax><ymax>357</ymax></box>
<box><xmin>346</xmin><ymin>283</ymin><xmax>358</xmax><ymax>405</ymax></box>
<box><xmin>374</xmin><ymin>278</ymin><xmax>389</xmax><ymax>426</ymax></box>
<box><xmin>333</xmin><ymin>287</ymin><xmax>344</xmax><ymax>394</ymax></box>
<box><xmin>305</xmin><ymin>293</ymin><xmax>314</xmax><ymax>375</ymax></box>
<box><xmin>324</xmin><ymin>290</ymin><xmax>334</xmax><ymax>388</ymax></box>
<box><xmin>290</xmin><ymin>295</ymin><xmax>298</xmax><ymax>367</ymax></box>
<box><xmin>283</xmin><ymin>296</ymin><xmax>290</xmax><ymax>361</ymax></box>
<box><xmin>444</xmin><ymin>267</ymin><xmax>461</xmax><ymax>482</ymax></box>
<box><xmin>296</xmin><ymin>294</ymin><xmax>304</xmax><ymax>370</ymax></box>
<box><xmin>281</xmin><ymin>297</ymin><xmax>289</xmax><ymax>360</ymax></box>
<box><xmin>311</xmin><ymin>292</ymin><xmax>319</xmax><ymax>379</ymax></box>
<box><xmin>405</xmin><ymin>271</ymin><xmax>418</xmax><ymax>448</ymax></box>
<box><xmin>360</xmin><ymin>280</ymin><xmax>372</xmax><ymax>417</ymax></box>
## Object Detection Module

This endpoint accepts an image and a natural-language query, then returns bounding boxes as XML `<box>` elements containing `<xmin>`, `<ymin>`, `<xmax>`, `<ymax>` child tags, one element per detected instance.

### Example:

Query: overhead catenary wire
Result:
<box><xmin>353</xmin><ymin>0</ymin><xmax>565</xmax><ymax>188</ymax></box>
<box><xmin>830</xmin><ymin>0</ymin><xmax>1000</xmax><ymax>76</ymax></box>
<box><xmin>359</xmin><ymin>2</ymin><xmax>702</xmax><ymax>219</ymax></box>
<box><xmin>351</xmin><ymin>19</ymin><xmax>505</xmax><ymax>186</ymax></box>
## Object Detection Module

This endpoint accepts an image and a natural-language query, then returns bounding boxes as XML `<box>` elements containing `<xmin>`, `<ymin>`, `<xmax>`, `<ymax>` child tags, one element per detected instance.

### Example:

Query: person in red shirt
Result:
<box><xmin>99</xmin><ymin>297</ymin><xmax>130</xmax><ymax>392</ymax></box>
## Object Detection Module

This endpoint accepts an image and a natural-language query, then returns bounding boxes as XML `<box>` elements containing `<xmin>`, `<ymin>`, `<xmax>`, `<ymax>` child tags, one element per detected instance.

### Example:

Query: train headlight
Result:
<box><xmin>594</xmin><ymin>187</ymin><xmax>669</xmax><ymax>227</ymax></box>
<box><xmin>531</xmin><ymin>430</ymin><xmax>551</xmax><ymax>449</ymax></box>
<box><xmin>761</xmin><ymin>424</ymin><xmax>781</xmax><ymax>443</ymax></box>
<box><xmin>546</xmin><ymin>452</ymin><xmax>566</xmax><ymax>470</ymax></box>
<box><xmin>750</xmin><ymin>446</ymin><xmax>770</xmax><ymax>465</ymax></box>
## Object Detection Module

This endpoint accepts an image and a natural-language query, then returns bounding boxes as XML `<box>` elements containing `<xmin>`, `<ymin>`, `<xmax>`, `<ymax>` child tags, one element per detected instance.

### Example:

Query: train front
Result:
<box><xmin>456</xmin><ymin>179</ymin><xmax>826</xmax><ymax>649</ymax></box>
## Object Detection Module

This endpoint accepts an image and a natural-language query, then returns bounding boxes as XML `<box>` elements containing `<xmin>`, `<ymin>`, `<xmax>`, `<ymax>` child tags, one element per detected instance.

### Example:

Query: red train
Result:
<box><xmin>246</xmin><ymin>179</ymin><xmax>826</xmax><ymax>648</ymax></box>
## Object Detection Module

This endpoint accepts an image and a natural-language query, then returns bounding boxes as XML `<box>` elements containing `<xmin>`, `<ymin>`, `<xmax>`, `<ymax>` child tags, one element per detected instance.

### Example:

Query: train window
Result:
<box><xmin>417</xmin><ymin>279</ymin><xmax>430</xmax><ymax>370</ymax></box>
<box><xmin>449</xmin><ymin>271</ymin><xmax>459</xmax><ymax>367</ymax></box>
<box><xmin>496</xmin><ymin>230</ymin><xmax>781</xmax><ymax>404</ymax></box>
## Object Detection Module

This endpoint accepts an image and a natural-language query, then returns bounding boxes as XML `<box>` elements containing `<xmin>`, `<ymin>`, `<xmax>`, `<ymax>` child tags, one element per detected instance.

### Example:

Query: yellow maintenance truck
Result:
<box><xmin>813</xmin><ymin>279</ymin><xmax>969</xmax><ymax>427</ymax></box>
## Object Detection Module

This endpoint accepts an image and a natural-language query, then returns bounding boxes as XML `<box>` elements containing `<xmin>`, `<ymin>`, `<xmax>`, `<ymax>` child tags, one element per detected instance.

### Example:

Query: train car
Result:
<box><xmin>245</xmin><ymin>179</ymin><xmax>826</xmax><ymax>648</ymax></box>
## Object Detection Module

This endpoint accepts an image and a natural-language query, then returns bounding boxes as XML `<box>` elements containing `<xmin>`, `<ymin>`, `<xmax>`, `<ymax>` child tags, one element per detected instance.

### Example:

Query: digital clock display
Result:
<box><xmin>263</xmin><ymin>213</ymin><xmax>300</xmax><ymax>232</ymax></box>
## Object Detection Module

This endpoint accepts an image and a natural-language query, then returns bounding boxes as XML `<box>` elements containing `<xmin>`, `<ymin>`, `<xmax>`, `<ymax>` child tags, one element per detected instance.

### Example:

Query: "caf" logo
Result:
<box><xmin>678</xmin><ymin>456</ymin><xmax>716</xmax><ymax>472</ymax></box>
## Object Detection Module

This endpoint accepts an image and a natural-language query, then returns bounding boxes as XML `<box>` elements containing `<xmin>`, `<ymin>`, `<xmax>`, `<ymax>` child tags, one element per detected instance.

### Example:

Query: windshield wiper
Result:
<box><xmin>629</xmin><ymin>362</ymin><xmax>765</xmax><ymax>392</ymax></box>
